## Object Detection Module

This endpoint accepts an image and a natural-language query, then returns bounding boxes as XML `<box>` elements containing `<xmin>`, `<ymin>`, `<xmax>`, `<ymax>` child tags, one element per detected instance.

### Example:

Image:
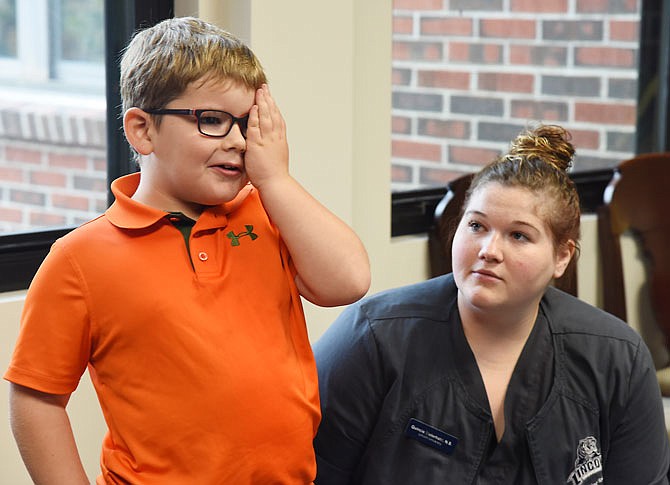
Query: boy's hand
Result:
<box><xmin>244</xmin><ymin>84</ymin><xmax>290</xmax><ymax>189</ymax></box>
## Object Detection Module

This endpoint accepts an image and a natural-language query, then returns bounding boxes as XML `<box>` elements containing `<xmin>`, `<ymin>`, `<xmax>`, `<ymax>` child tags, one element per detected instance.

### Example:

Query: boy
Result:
<box><xmin>5</xmin><ymin>17</ymin><xmax>370</xmax><ymax>485</ymax></box>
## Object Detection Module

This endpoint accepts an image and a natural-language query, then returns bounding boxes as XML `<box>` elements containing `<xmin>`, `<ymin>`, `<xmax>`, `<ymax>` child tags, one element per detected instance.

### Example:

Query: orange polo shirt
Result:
<box><xmin>5</xmin><ymin>173</ymin><xmax>320</xmax><ymax>484</ymax></box>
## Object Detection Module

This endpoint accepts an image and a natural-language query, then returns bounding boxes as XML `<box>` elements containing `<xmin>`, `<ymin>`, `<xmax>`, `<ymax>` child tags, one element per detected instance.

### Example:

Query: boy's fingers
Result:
<box><xmin>244</xmin><ymin>105</ymin><xmax>261</xmax><ymax>144</ymax></box>
<box><xmin>249</xmin><ymin>84</ymin><xmax>285</xmax><ymax>141</ymax></box>
<box><xmin>256</xmin><ymin>88</ymin><xmax>275</xmax><ymax>135</ymax></box>
<box><xmin>247</xmin><ymin>105</ymin><xmax>259</xmax><ymax>127</ymax></box>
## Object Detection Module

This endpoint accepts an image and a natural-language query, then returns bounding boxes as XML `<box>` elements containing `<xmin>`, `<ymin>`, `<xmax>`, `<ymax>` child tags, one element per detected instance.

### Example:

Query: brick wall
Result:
<box><xmin>391</xmin><ymin>0</ymin><xmax>641</xmax><ymax>191</ymax></box>
<box><xmin>0</xmin><ymin>97</ymin><xmax>107</xmax><ymax>232</ymax></box>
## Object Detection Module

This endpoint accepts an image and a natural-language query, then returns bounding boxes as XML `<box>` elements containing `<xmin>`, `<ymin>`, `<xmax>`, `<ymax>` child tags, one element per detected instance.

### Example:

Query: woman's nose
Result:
<box><xmin>478</xmin><ymin>233</ymin><xmax>503</xmax><ymax>262</ymax></box>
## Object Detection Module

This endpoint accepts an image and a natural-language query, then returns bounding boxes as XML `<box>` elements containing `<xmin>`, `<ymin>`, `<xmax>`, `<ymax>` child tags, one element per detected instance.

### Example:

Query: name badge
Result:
<box><xmin>404</xmin><ymin>418</ymin><xmax>458</xmax><ymax>455</ymax></box>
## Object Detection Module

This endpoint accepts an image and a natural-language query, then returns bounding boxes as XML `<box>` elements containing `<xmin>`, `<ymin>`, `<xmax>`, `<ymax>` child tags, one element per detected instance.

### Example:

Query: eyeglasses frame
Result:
<box><xmin>142</xmin><ymin>108</ymin><xmax>249</xmax><ymax>138</ymax></box>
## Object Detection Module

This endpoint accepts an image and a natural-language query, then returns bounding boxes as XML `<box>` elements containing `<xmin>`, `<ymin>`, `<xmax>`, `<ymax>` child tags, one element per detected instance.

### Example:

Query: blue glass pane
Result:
<box><xmin>60</xmin><ymin>0</ymin><xmax>103</xmax><ymax>62</ymax></box>
<box><xmin>0</xmin><ymin>0</ymin><xmax>17</xmax><ymax>58</ymax></box>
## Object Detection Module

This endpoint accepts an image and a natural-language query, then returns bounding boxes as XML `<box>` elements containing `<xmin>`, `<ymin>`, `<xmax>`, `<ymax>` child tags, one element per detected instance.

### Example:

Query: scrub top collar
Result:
<box><xmin>448</xmin><ymin>302</ymin><xmax>555</xmax><ymax>481</ymax></box>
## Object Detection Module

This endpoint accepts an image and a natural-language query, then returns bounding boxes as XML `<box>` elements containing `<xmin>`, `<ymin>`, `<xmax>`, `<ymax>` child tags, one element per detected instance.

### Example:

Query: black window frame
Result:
<box><xmin>0</xmin><ymin>0</ymin><xmax>668</xmax><ymax>290</ymax></box>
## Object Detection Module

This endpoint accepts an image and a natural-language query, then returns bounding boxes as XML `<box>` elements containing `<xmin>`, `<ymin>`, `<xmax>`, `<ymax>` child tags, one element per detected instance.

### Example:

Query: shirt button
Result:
<box><xmin>198</xmin><ymin>252</ymin><xmax>208</xmax><ymax>261</ymax></box>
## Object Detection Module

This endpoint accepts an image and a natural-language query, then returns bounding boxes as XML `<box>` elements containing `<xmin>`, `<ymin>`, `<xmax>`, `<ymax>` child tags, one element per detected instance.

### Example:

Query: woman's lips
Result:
<box><xmin>473</xmin><ymin>269</ymin><xmax>502</xmax><ymax>281</ymax></box>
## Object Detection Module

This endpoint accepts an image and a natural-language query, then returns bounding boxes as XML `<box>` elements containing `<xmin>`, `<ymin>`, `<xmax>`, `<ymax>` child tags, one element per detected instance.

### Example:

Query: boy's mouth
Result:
<box><xmin>211</xmin><ymin>163</ymin><xmax>242</xmax><ymax>174</ymax></box>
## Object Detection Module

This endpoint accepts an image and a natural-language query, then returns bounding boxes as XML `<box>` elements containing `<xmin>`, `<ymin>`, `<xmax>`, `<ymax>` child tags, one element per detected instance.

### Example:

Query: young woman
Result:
<box><xmin>313</xmin><ymin>124</ymin><xmax>670</xmax><ymax>484</ymax></box>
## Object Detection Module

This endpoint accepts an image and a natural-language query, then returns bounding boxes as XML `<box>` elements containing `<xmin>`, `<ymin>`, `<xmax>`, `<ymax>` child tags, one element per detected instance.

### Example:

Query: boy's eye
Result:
<box><xmin>200</xmin><ymin>114</ymin><xmax>225</xmax><ymax>125</ymax></box>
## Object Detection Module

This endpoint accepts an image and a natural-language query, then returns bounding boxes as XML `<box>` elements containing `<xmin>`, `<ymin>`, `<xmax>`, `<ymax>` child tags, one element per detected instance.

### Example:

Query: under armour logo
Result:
<box><xmin>226</xmin><ymin>225</ymin><xmax>258</xmax><ymax>246</ymax></box>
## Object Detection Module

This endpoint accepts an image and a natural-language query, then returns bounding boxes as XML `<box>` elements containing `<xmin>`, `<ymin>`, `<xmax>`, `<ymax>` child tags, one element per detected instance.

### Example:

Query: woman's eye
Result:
<box><xmin>467</xmin><ymin>221</ymin><xmax>482</xmax><ymax>232</ymax></box>
<box><xmin>512</xmin><ymin>232</ymin><xmax>528</xmax><ymax>241</ymax></box>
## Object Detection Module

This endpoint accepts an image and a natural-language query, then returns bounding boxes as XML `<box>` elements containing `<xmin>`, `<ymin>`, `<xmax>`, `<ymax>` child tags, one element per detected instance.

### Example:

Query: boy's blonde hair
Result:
<box><xmin>120</xmin><ymin>17</ymin><xmax>267</xmax><ymax>115</ymax></box>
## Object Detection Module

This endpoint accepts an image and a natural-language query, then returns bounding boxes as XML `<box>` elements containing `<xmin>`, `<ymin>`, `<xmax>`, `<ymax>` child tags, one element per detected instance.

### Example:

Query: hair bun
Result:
<box><xmin>508</xmin><ymin>124</ymin><xmax>575</xmax><ymax>171</ymax></box>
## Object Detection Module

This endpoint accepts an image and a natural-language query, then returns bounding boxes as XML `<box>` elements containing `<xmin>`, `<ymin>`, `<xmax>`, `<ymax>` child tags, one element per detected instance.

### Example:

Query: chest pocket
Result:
<box><xmin>355</xmin><ymin>376</ymin><xmax>491</xmax><ymax>485</ymax></box>
<box><xmin>526</xmin><ymin>391</ymin><xmax>604</xmax><ymax>485</ymax></box>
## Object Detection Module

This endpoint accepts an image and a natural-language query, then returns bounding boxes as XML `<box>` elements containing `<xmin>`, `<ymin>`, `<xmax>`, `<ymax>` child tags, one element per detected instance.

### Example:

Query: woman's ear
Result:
<box><xmin>553</xmin><ymin>240</ymin><xmax>576</xmax><ymax>279</ymax></box>
<box><xmin>123</xmin><ymin>108</ymin><xmax>154</xmax><ymax>156</ymax></box>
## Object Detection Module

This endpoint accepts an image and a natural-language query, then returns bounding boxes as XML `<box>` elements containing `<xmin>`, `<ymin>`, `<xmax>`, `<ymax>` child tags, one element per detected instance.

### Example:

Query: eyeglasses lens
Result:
<box><xmin>198</xmin><ymin>111</ymin><xmax>231</xmax><ymax>137</ymax></box>
<box><xmin>198</xmin><ymin>110</ymin><xmax>247</xmax><ymax>138</ymax></box>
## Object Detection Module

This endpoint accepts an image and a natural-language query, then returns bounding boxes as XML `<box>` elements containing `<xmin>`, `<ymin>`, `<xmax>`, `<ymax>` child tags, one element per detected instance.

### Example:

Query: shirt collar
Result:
<box><xmin>105</xmin><ymin>172</ymin><xmax>254</xmax><ymax>230</ymax></box>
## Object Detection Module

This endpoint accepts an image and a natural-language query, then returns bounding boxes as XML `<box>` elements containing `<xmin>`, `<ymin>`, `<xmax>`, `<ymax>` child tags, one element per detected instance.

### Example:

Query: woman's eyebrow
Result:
<box><xmin>464</xmin><ymin>210</ymin><xmax>541</xmax><ymax>231</ymax></box>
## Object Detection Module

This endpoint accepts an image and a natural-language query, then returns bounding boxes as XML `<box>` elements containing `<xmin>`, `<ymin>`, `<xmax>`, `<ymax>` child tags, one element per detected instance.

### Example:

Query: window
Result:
<box><xmin>54</xmin><ymin>0</ymin><xmax>105</xmax><ymax>88</ymax></box>
<box><xmin>0</xmin><ymin>0</ymin><xmax>106</xmax><ymax>239</ymax></box>
<box><xmin>391</xmin><ymin>0</ymin><xmax>640</xmax><ymax>192</ymax></box>
<box><xmin>0</xmin><ymin>0</ymin><xmax>174</xmax><ymax>292</ymax></box>
<box><xmin>391</xmin><ymin>0</ymin><xmax>670</xmax><ymax>236</ymax></box>
<box><xmin>0</xmin><ymin>0</ymin><xmax>104</xmax><ymax>89</ymax></box>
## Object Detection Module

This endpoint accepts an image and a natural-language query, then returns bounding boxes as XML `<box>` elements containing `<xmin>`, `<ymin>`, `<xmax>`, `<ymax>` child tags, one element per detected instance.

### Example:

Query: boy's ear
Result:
<box><xmin>123</xmin><ymin>108</ymin><xmax>155</xmax><ymax>156</ymax></box>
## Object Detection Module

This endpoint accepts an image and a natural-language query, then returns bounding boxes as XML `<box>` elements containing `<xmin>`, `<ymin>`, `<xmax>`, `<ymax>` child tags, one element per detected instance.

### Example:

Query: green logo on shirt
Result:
<box><xmin>227</xmin><ymin>225</ymin><xmax>258</xmax><ymax>246</ymax></box>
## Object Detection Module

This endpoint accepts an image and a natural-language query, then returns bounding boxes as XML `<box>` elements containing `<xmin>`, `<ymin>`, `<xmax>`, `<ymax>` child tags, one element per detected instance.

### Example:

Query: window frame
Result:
<box><xmin>0</xmin><ymin>0</ymin><xmax>105</xmax><ymax>89</ymax></box>
<box><xmin>391</xmin><ymin>169</ymin><xmax>618</xmax><ymax>237</ymax></box>
<box><xmin>0</xmin><ymin>0</ymin><xmax>48</xmax><ymax>81</ymax></box>
<box><xmin>0</xmin><ymin>0</ymin><xmax>173</xmax><ymax>292</ymax></box>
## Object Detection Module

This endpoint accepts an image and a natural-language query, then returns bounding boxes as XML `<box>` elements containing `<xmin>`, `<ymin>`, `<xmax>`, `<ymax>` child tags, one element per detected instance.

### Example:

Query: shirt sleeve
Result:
<box><xmin>604</xmin><ymin>338</ymin><xmax>670</xmax><ymax>484</ymax></box>
<box><xmin>312</xmin><ymin>303</ymin><xmax>386</xmax><ymax>485</ymax></box>
<box><xmin>4</xmin><ymin>239</ymin><xmax>91</xmax><ymax>395</ymax></box>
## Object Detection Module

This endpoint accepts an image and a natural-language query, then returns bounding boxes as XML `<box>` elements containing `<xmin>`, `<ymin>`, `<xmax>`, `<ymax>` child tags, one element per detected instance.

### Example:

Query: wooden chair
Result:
<box><xmin>597</xmin><ymin>152</ymin><xmax>670</xmax><ymax>385</ymax></box>
<box><xmin>428</xmin><ymin>173</ymin><xmax>474</xmax><ymax>279</ymax></box>
<box><xmin>428</xmin><ymin>173</ymin><xmax>578</xmax><ymax>296</ymax></box>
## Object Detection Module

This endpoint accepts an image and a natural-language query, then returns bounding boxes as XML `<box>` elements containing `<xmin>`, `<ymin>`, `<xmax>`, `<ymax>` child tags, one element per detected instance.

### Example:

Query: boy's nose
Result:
<box><xmin>221</xmin><ymin>124</ymin><xmax>246</xmax><ymax>151</ymax></box>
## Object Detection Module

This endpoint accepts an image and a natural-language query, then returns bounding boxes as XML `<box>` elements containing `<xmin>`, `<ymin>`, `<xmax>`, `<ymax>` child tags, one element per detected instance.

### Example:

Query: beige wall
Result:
<box><xmin>0</xmin><ymin>1</ymin><xmax>656</xmax><ymax>483</ymax></box>
<box><xmin>197</xmin><ymin>0</ymin><xmax>432</xmax><ymax>339</ymax></box>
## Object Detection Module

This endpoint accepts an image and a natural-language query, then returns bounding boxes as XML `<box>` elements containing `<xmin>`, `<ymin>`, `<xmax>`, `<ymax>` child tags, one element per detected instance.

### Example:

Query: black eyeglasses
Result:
<box><xmin>142</xmin><ymin>108</ymin><xmax>249</xmax><ymax>138</ymax></box>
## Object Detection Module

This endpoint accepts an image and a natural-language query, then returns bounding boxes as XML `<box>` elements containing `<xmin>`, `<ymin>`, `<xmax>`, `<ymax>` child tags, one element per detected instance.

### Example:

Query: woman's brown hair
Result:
<box><xmin>465</xmin><ymin>124</ymin><xmax>580</xmax><ymax>253</ymax></box>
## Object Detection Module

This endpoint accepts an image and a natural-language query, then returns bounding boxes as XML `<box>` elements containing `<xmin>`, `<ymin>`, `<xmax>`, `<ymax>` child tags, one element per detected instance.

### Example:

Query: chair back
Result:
<box><xmin>597</xmin><ymin>152</ymin><xmax>670</xmax><ymax>344</ymax></box>
<box><xmin>428</xmin><ymin>173</ymin><xmax>474</xmax><ymax>278</ymax></box>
